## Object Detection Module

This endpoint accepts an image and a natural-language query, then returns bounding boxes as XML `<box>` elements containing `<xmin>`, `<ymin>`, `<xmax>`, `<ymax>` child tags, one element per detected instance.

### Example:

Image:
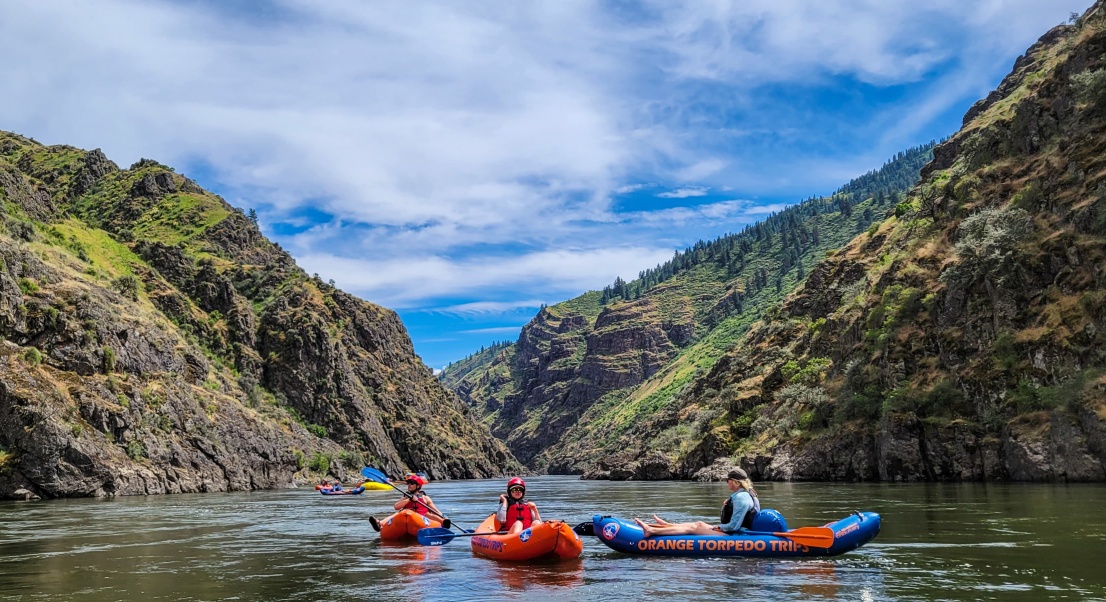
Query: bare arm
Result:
<box><xmin>421</xmin><ymin>494</ymin><xmax>442</xmax><ymax>515</ymax></box>
<box><xmin>528</xmin><ymin>502</ymin><xmax>542</xmax><ymax>522</ymax></box>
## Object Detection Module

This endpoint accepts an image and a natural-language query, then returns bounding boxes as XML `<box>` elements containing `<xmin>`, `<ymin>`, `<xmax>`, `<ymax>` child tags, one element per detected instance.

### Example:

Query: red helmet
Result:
<box><xmin>405</xmin><ymin>474</ymin><xmax>427</xmax><ymax>487</ymax></box>
<box><xmin>507</xmin><ymin>477</ymin><xmax>526</xmax><ymax>494</ymax></box>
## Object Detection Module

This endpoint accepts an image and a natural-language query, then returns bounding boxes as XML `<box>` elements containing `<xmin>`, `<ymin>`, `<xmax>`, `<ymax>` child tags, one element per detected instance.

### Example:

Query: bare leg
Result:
<box><xmin>652</xmin><ymin>514</ymin><xmax>674</xmax><ymax>526</ymax></box>
<box><xmin>634</xmin><ymin>518</ymin><xmax>719</xmax><ymax>538</ymax></box>
<box><xmin>508</xmin><ymin>521</ymin><xmax>524</xmax><ymax>535</ymax></box>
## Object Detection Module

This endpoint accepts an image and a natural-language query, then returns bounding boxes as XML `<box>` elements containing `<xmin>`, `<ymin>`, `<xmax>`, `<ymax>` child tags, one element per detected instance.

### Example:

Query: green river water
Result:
<box><xmin>1</xmin><ymin>477</ymin><xmax>1104</xmax><ymax>601</ymax></box>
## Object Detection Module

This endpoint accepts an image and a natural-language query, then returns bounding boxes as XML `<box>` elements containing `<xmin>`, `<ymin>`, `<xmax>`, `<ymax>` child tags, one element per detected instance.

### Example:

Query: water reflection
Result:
<box><xmin>488</xmin><ymin>557</ymin><xmax>585</xmax><ymax>591</ymax></box>
<box><xmin>377</xmin><ymin>540</ymin><xmax>443</xmax><ymax>577</ymax></box>
<box><xmin>1</xmin><ymin>479</ymin><xmax>1105</xmax><ymax>601</ymax></box>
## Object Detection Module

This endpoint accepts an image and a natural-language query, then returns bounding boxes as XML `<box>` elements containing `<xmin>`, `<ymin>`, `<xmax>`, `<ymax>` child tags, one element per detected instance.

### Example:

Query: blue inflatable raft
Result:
<box><xmin>319</xmin><ymin>486</ymin><xmax>365</xmax><ymax>496</ymax></box>
<box><xmin>591</xmin><ymin>511</ymin><xmax>880</xmax><ymax>558</ymax></box>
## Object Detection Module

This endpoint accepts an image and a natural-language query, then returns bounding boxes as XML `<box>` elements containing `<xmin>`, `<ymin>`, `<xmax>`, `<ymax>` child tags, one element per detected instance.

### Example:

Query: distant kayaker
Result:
<box><xmin>634</xmin><ymin>469</ymin><xmax>760</xmax><ymax>537</ymax></box>
<box><xmin>394</xmin><ymin>475</ymin><xmax>442</xmax><ymax>516</ymax></box>
<box><xmin>497</xmin><ymin>477</ymin><xmax>542</xmax><ymax>534</ymax></box>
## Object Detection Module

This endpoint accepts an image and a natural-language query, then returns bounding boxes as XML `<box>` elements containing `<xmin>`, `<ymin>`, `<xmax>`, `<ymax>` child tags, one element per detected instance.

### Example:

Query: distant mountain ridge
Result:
<box><xmin>440</xmin><ymin>143</ymin><xmax>935</xmax><ymax>473</ymax></box>
<box><xmin>0</xmin><ymin>132</ymin><xmax>516</xmax><ymax>499</ymax></box>
<box><xmin>447</xmin><ymin>0</ymin><xmax>1106</xmax><ymax>482</ymax></box>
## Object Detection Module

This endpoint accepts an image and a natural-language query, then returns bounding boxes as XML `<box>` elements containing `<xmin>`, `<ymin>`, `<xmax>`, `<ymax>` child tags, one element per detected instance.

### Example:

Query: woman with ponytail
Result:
<box><xmin>634</xmin><ymin>468</ymin><xmax>760</xmax><ymax>537</ymax></box>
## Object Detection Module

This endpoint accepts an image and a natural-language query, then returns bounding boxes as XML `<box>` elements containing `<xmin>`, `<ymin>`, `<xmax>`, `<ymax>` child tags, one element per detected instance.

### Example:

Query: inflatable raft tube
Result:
<box><xmin>592</xmin><ymin>511</ymin><xmax>880</xmax><ymax>558</ymax></box>
<box><xmin>319</xmin><ymin>486</ymin><xmax>365</xmax><ymax>496</ymax></box>
<box><xmin>470</xmin><ymin>514</ymin><xmax>583</xmax><ymax>562</ymax></box>
<box><xmin>380</xmin><ymin>509</ymin><xmax>444</xmax><ymax>540</ymax></box>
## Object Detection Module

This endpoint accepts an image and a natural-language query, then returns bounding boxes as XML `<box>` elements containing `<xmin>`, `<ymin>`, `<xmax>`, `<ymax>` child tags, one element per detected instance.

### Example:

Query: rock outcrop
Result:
<box><xmin>0</xmin><ymin>132</ymin><xmax>517</xmax><ymax>499</ymax></box>
<box><xmin>579</xmin><ymin>2</ymin><xmax>1106</xmax><ymax>482</ymax></box>
<box><xmin>446</xmin><ymin>1</ymin><xmax>1106</xmax><ymax>483</ymax></box>
<box><xmin>443</xmin><ymin>147</ymin><xmax>936</xmax><ymax>473</ymax></box>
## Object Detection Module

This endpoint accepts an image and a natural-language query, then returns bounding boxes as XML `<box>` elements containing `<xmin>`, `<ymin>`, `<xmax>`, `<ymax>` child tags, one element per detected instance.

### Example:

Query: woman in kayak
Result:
<box><xmin>394</xmin><ymin>475</ymin><xmax>442</xmax><ymax>516</ymax></box>
<box><xmin>634</xmin><ymin>469</ymin><xmax>760</xmax><ymax>537</ymax></box>
<box><xmin>497</xmin><ymin>477</ymin><xmax>542</xmax><ymax>534</ymax></box>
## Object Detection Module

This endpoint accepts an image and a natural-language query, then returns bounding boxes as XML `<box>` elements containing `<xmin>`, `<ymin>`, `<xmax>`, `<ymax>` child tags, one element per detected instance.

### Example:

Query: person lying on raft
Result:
<box><xmin>634</xmin><ymin>469</ymin><xmax>760</xmax><ymax>537</ymax></box>
<box><xmin>497</xmin><ymin>477</ymin><xmax>542</xmax><ymax>534</ymax></box>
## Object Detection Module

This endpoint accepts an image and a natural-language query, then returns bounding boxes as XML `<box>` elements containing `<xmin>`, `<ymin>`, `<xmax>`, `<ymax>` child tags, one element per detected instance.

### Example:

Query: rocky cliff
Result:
<box><xmin>575</xmin><ymin>3</ymin><xmax>1106</xmax><ymax>482</ymax></box>
<box><xmin>0</xmin><ymin>133</ymin><xmax>516</xmax><ymax>499</ymax></box>
<box><xmin>442</xmin><ymin>146</ymin><xmax>935</xmax><ymax>472</ymax></box>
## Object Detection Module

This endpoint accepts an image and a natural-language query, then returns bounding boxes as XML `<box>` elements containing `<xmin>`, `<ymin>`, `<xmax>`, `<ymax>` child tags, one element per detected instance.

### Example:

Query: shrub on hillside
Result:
<box><xmin>940</xmin><ymin>207</ymin><xmax>1031</xmax><ymax>290</ymax></box>
<box><xmin>1072</xmin><ymin>68</ymin><xmax>1106</xmax><ymax>110</ymax></box>
<box><xmin>112</xmin><ymin>275</ymin><xmax>141</xmax><ymax>301</ymax></box>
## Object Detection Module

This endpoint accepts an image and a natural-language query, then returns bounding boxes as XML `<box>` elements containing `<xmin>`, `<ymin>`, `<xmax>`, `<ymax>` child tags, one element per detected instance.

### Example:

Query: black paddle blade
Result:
<box><xmin>369</xmin><ymin>516</ymin><xmax>381</xmax><ymax>532</ymax></box>
<box><xmin>573</xmin><ymin>522</ymin><xmax>595</xmax><ymax>536</ymax></box>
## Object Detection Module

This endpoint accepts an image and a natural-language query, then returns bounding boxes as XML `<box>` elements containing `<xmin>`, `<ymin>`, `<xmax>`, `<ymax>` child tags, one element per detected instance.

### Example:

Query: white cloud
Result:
<box><xmin>0</xmin><ymin>0</ymin><xmax>1090</xmax><ymax>316</ymax></box>
<box><xmin>657</xmin><ymin>187</ymin><xmax>709</xmax><ymax>199</ymax></box>
<box><xmin>299</xmin><ymin>246</ymin><xmax>675</xmax><ymax>308</ymax></box>
<box><xmin>458</xmin><ymin>326</ymin><xmax>529</xmax><ymax>335</ymax></box>
<box><xmin>615</xmin><ymin>183</ymin><xmax>648</xmax><ymax>194</ymax></box>
<box><xmin>431</xmin><ymin>300</ymin><xmax>547</xmax><ymax>316</ymax></box>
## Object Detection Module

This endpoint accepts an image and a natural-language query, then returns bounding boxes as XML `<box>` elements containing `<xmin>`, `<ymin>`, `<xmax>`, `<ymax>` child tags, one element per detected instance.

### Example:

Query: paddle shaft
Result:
<box><xmin>439</xmin><ymin>530</ymin><xmax>508</xmax><ymax>540</ymax></box>
<box><xmin>577</xmin><ymin>521</ymin><xmax>833</xmax><ymax>549</ymax></box>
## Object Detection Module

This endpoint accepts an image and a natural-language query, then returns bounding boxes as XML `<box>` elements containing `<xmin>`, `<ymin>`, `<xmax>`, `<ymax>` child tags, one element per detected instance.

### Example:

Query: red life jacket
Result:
<box><xmin>404</xmin><ymin>494</ymin><xmax>429</xmax><ymax>516</ymax></box>
<box><xmin>504</xmin><ymin>501</ymin><xmax>533</xmax><ymax>530</ymax></box>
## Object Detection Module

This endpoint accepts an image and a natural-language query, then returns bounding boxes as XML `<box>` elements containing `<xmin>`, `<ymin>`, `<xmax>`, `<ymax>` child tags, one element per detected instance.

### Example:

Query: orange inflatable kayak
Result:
<box><xmin>379</xmin><ymin>509</ymin><xmax>443</xmax><ymax>540</ymax></box>
<box><xmin>469</xmin><ymin>514</ymin><xmax>583</xmax><ymax>561</ymax></box>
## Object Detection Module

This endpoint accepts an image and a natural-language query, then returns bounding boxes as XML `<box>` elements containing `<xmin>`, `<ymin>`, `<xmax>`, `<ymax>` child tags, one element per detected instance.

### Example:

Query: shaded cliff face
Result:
<box><xmin>443</xmin><ymin>148</ymin><xmax>935</xmax><ymax>471</ymax></box>
<box><xmin>0</xmin><ymin>133</ymin><xmax>516</xmax><ymax>499</ymax></box>
<box><xmin>581</xmin><ymin>3</ymin><xmax>1106</xmax><ymax>482</ymax></box>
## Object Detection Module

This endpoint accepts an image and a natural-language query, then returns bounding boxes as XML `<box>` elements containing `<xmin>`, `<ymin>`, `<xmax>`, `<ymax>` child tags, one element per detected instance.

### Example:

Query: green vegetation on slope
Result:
<box><xmin>442</xmin><ymin>143</ymin><xmax>936</xmax><ymax>470</ymax></box>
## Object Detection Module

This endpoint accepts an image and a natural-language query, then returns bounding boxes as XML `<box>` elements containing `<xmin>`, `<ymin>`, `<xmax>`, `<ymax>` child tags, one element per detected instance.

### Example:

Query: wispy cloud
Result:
<box><xmin>0</xmin><ymin>0</ymin><xmax>1088</xmax><ymax>365</ymax></box>
<box><xmin>657</xmin><ymin>187</ymin><xmax>709</xmax><ymax>199</ymax></box>
<box><xmin>298</xmin><ymin>246</ymin><xmax>675</xmax><ymax>308</ymax></box>
<box><xmin>431</xmin><ymin>300</ymin><xmax>547</xmax><ymax>316</ymax></box>
<box><xmin>615</xmin><ymin>184</ymin><xmax>648</xmax><ymax>194</ymax></box>
<box><xmin>458</xmin><ymin>326</ymin><xmax>528</xmax><ymax>335</ymax></box>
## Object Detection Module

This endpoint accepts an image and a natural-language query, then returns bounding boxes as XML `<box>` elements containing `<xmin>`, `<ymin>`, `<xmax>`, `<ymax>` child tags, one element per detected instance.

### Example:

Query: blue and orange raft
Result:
<box><xmin>591</xmin><ymin>511</ymin><xmax>880</xmax><ymax>558</ymax></box>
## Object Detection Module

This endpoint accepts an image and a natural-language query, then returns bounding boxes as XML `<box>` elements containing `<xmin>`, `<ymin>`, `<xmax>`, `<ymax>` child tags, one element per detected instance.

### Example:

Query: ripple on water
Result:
<box><xmin>2</xmin><ymin>480</ymin><xmax>1106</xmax><ymax>601</ymax></box>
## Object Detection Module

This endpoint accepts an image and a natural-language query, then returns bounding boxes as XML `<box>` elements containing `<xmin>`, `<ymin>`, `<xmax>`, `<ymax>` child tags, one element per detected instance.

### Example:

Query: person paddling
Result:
<box><xmin>497</xmin><ymin>477</ymin><xmax>542</xmax><ymax>534</ymax></box>
<box><xmin>370</xmin><ymin>474</ymin><xmax>447</xmax><ymax>530</ymax></box>
<box><xmin>634</xmin><ymin>469</ymin><xmax>760</xmax><ymax>537</ymax></box>
<box><xmin>396</xmin><ymin>475</ymin><xmax>442</xmax><ymax>515</ymax></box>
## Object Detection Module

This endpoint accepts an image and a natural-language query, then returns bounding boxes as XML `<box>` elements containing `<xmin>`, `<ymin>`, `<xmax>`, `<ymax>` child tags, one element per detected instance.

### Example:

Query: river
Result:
<box><xmin>2</xmin><ymin>477</ymin><xmax>1104</xmax><ymax>601</ymax></box>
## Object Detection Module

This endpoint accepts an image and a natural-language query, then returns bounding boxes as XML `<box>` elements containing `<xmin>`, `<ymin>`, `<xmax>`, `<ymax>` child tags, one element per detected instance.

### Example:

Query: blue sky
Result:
<box><xmin>0</xmin><ymin>0</ymin><xmax>1090</xmax><ymax>369</ymax></box>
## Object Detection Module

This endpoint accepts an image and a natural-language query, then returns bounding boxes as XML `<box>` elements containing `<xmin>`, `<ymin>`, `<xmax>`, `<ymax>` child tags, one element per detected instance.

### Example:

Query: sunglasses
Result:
<box><xmin>508</xmin><ymin>486</ymin><xmax>525</xmax><ymax>493</ymax></box>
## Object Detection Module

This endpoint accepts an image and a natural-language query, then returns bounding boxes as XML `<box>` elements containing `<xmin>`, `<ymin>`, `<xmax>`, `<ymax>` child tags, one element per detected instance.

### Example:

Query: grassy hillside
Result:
<box><xmin>584</xmin><ymin>3</ymin><xmax>1106</xmax><ymax>482</ymax></box>
<box><xmin>0</xmin><ymin>132</ymin><xmax>516</xmax><ymax>499</ymax></box>
<box><xmin>441</xmin><ymin>144</ymin><xmax>935</xmax><ymax>471</ymax></box>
